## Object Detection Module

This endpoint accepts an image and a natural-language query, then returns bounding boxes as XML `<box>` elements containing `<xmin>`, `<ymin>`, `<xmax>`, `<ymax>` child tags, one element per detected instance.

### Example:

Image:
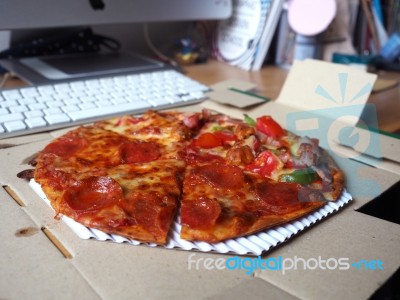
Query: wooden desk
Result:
<box><xmin>185</xmin><ymin>60</ymin><xmax>400</xmax><ymax>134</ymax></box>
<box><xmin>2</xmin><ymin>59</ymin><xmax>400</xmax><ymax>133</ymax></box>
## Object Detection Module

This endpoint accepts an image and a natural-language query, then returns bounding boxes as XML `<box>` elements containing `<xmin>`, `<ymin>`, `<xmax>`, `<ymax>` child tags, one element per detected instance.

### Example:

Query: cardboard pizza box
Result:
<box><xmin>202</xmin><ymin>59</ymin><xmax>400</xmax><ymax>299</ymax></box>
<box><xmin>1</xmin><ymin>60</ymin><xmax>399</xmax><ymax>300</ymax></box>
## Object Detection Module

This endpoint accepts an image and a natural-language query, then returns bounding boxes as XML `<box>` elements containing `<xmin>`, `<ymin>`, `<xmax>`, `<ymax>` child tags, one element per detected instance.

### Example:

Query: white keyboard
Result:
<box><xmin>0</xmin><ymin>69</ymin><xmax>209</xmax><ymax>139</ymax></box>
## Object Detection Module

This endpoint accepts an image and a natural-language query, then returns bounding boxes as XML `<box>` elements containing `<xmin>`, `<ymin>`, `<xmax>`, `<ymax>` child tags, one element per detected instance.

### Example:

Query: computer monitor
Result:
<box><xmin>0</xmin><ymin>0</ymin><xmax>232</xmax><ymax>29</ymax></box>
<box><xmin>0</xmin><ymin>0</ymin><xmax>232</xmax><ymax>83</ymax></box>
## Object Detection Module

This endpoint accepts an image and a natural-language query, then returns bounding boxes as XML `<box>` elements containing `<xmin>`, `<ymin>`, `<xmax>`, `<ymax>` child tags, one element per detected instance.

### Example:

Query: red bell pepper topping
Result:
<box><xmin>256</xmin><ymin>116</ymin><xmax>284</xmax><ymax>138</ymax></box>
<box><xmin>245</xmin><ymin>150</ymin><xmax>281</xmax><ymax>177</ymax></box>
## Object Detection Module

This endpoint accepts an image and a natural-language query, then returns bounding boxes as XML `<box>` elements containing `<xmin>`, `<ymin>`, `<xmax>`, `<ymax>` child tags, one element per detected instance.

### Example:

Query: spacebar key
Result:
<box><xmin>68</xmin><ymin>101</ymin><xmax>151</xmax><ymax>121</ymax></box>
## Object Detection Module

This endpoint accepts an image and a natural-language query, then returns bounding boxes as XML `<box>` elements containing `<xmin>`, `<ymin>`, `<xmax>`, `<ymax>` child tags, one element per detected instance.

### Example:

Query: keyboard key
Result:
<box><xmin>2</xmin><ymin>90</ymin><xmax>21</xmax><ymax>101</ymax></box>
<box><xmin>79</xmin><ymin>102</ymin><xmax>97</xmax><ymax>110</ymax></box>
<box><xmin>38</xmin><ymin>85</ymin><xmax>55</xmax><ymax>95</ymax></box>
<box><xmin>80</xmin><ymin>96</ymin><xmax>97</xmax><ymax>103</ymax></box>
<box><xmin>28</xmin><ymin>103</ymin><xmax>46</xmax><ymax>111</ymax></box>
<box><xmin>85</xmin><ymin>89</ymin><xmax>99</xmax><ymax>96</ymax></box>
<box><xmin>125</xmin><ymin>92</ymin><xmax>140</xmax><ymax>101</ymax></box>
<box><xmin>189</xmin><ymin>85</ymin><xmax>209</xmax><ymax>93</ymax></box>
<box><xmin>46</xmin><ymin>101</ymin><xmax>63</xmax><ymax>108</ymax></box>
<box><xmin>20</xmin><ymin>87</ymin><xmax>39</xmax><ymax>98</ymax></box>
<box><xmin>148</xmin><ymin>98</ymin><xmax>171</xmax><ymax>106</ymax></box>
<box><xmin>95</xmin><ymin>94</ymin><xmax>112</xmax><ymax>102</ymax></box>
<box><xmin>70</xmin><ymin>81</ymin><xmax>86</xmax><ymax>90</ymax></box>
<box><xmin>111</xmin><ymin>90</ymin><xmax>126</xmax><ymax>98</ymax></box>
<box><xmin>26</xmin><ymin>117</ymin><xmax>47</xmax><ymax>128</ymax></box>
<box><xmin>24</xmin><ymin>110</ymin><xmax>44</xmax><ymax>118</ymax></box>
<box><xmin>113</xmin><ymin>77</ymin><xmax>127</xmax><ymax>85</ymax></box>
<box><xmin>35</xmin><ymin>94</ymin><xmax>54</xmax><ymax>103</ymax></box>
<box><xmin>18</xmin><ymin>97</ymin><xmax>37</xmax><ymax>105</ymax></box>
<box><xmin>97</xmin><ymin>100</ymin><xmax>113</xmax><ymax>107</ymax></box>
<box><xmin>52</xmin><ymin>94</ymin><xmax>70</xmax><ymax>102</ymax></box>
<box><xmin>43</xmin><ymin>107</ymin><xmax>62</xmax><ymax>115</ymax></box>
<box><xmin>2</xmin><ymin>100</ymin><xmax>18</xmax><ymax>108</ymax></box>
<box><xmin>189</xmin><ymin>91</ymin><xmax>206</xmax><ymax>99</ymax></box>
<box><xmin>181</xmin><ymin>94</ymin><xmax>197</xmax><ymax>101</ymax></box>
<box><xmin>61</xmin><ymin>105</ymin><xmax>80</xmax><ymax>113</ymax></box>
<box><xmin>99</xmin><ymin>78</ymin><xmax>114</xmax><ymax>85</ymax></box>
<box><xmin>9</xmin><ymin>105</ymin><xmax>28</xmax><ymax>113</ymax></box>
<box><xmin>53</xmin><ymin>83</ymin><xmax>70</xmax><ymax>92</ymax></box>
<box><xmin>111</xmin><ymin>97</ymin><xmax>129</xmax><ymax>105</ymax></box>
<box><xmin>69</xmin><ymin>91</ymin><xmax>87</xmax><ymax>99</ymax></box>
<box><xmin>44</xmin><ymin>113</ymin><xmax>71</xmax><ymax>125</ymax></box>
<box><xmin>0</xmin><ymin>108</ymin><xmax>8</xmax><ymax>115</ymax></box>
<box><xmin>4</xmin><ymin>120</ymin><xmax>26</xmax><ymax>132</ymax></box>
<box><xmin>68</xmin><ymin>101</ymin><xmax>151</xmax><ymax>121</ymax></box>
<box><xmin>167</xmin><ymin>96</ymin><xmax>184</xmax><ymax>104</ymax></box>
<box><xmin>0</xmin><ymin>113</ymin><xmax>24</xmax><ymax>122</ymax></box>
<box><xmin>63</xmin><ymin>98</ymin><xmax>81</xmax><ymax>105</ymax></box>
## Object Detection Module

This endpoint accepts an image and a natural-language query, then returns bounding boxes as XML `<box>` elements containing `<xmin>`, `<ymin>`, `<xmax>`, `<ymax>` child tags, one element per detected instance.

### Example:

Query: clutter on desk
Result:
<box><xmin>173</xmin><ymin>37</ymin><xmax>208</xmax><ymax>65</ymax></box>
<box><xmin>207</xmin><ymin>0</ymin><xmax>400</xmax><ymax>72</ymax></box>
<box><xmin>212</xmin><ymin>0</ymin><xmax>284</xmax><ymax>71</ymax></box>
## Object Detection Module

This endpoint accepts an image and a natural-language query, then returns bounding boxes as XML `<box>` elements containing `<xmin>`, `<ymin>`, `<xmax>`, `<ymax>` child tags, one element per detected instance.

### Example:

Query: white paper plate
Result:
<box><xmin>30</xmin><ymin>179</ymin><xmax>352</xmax><ymax>256</ymax></box>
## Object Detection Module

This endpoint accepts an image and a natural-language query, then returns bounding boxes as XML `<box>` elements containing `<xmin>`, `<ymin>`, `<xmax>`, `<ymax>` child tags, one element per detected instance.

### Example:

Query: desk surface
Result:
<box><xmin>2</xmin><ymin>59</ymin><xmax>400</xmax><ymax>133</ymax></box>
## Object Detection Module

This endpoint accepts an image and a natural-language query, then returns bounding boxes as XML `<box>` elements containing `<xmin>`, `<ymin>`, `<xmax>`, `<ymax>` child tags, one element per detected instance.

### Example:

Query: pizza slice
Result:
<box><xmin>179</xmin><ymin>112</ymin><xmax>344</xmax><ymax>243</ymax></box>
<box><xmin>179</xmin><ymin>161</ymin><xmax>327</xmax><ymax>243</ymax></box>
<box><xmin>93</xmin><ymin>110</ymin><xmax>194</xmax><ymax>159</ymax></box>
<box><xmin>33</xmin><ymin>111</ymin><xmax>190</xmax><ymax>244</ymax></box>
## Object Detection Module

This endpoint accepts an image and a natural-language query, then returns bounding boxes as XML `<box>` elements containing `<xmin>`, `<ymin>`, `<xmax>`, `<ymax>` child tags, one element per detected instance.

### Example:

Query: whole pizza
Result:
<box><xmin>20</xmin><ymin>110</ymin><xmax>344</xmax><ymax>244</ymax></box>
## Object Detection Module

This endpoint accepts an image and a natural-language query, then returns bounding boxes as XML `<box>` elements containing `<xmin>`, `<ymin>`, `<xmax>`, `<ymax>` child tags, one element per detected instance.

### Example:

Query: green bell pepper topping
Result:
<box><xmin>244</xmin><ymin>114</ymin><xmax>256</xmax><ymax>126</ymax></box>
<box><xmin>211</xmin><ymin>125</ymin><xmax>225</xmax><ymax>132</ymax></box>
<box><xmin>279</xmin><ymin>168</ymin><xmax>319</xmax><ymax>185</ymax></box>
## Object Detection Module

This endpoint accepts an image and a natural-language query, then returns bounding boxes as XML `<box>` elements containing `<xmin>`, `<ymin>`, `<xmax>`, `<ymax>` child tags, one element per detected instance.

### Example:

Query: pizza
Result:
<box><xmin>19</xmin><ymin>110</ymin><xmax>344</xmax><ymax>245</ymax></box>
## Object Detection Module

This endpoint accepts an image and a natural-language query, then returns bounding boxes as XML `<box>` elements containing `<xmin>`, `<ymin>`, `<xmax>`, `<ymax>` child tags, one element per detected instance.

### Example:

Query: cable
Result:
<box><xmin>143</xmin><ymin>23</ymin><xmax>178</xmax><ymax>67</ymax></box>
<box><xmin>0</xmin><ymin>72</ymin><xmax>13</xmax><ymax>89</ymax></box>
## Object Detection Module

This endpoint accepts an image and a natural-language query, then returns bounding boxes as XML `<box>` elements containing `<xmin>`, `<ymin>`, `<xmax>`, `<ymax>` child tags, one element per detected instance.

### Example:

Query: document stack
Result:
<box><xmin>215</xmin><ymin>0</ymin><xmax>284</xmax><ymax>71</ymax></box>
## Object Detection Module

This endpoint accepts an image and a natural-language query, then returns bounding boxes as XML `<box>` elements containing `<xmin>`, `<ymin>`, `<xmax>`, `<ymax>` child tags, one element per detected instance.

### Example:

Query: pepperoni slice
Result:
<box><xmin>193</xmin><ymin>164</ymin><xmax>245</xmax><ymax>189</ymax></box>
<box><xmin>64</xmin><ymin>176</ymin><xmax>123</xmax><ymax>211</ymax></box>
<box><xmin>255</xmin><ymin>182</ymin><xmax>302</xmax><ymax>214</ymax></box>
<box><xmin>43</xmin><ymin>136</ymin><xmax>87</xmax><ymax>157</ymax></box>
<box><xmin>181</xmin><ymin>197</ymin><xmax>221</xmax><ymax>229</ymax></box>
<box><xmin>119</xmin><ymin>141</ymin><xmax>161</xmax><ymax>164</ymax></box>
<box><xmin>122</xmin><ymin>192</ymin><xmax>176</xmax><ymax>233</ymax></box>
